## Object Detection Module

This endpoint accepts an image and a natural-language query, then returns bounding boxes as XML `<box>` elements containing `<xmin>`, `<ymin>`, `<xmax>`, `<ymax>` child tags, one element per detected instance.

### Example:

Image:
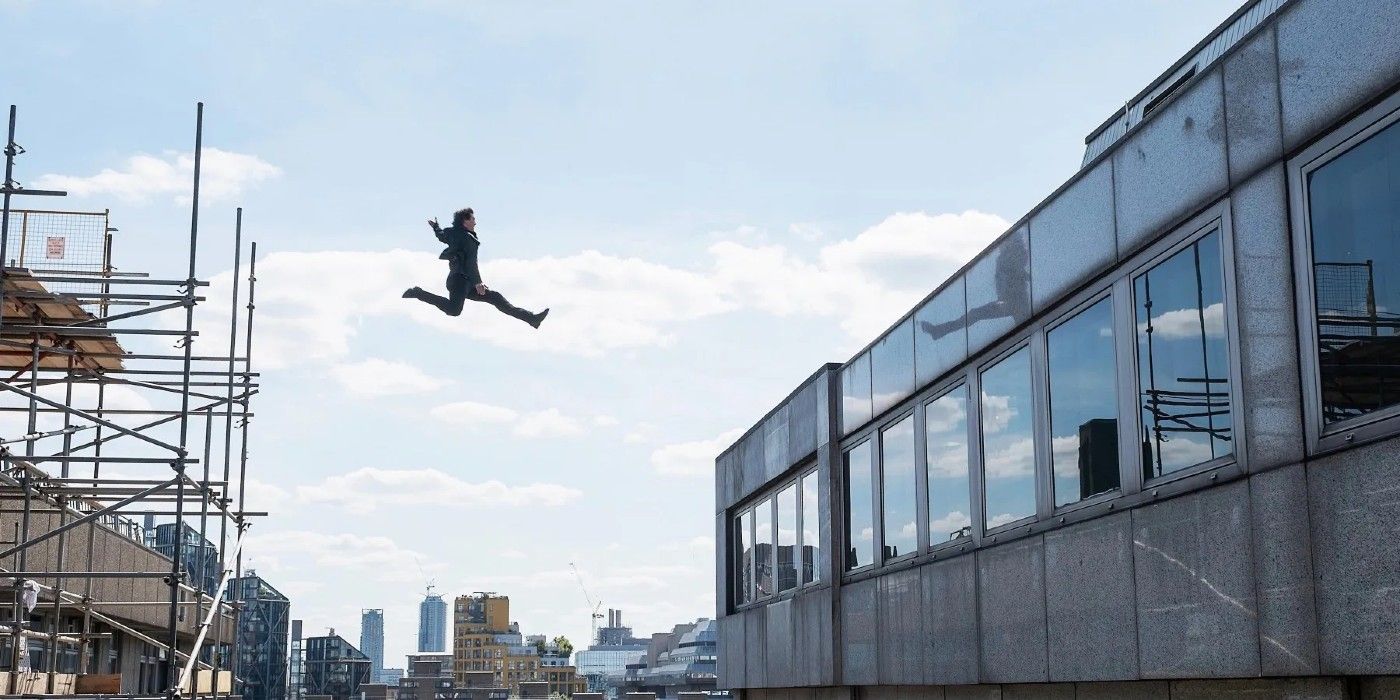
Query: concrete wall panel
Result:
<box><xmin>1074</xmin><ymin>681</ymin><xmax>1169</xmax><ymax>700</ymax></box>
<box><xmin>742</xmin><ymin>435</ymin><xmax>766</xmax><ymax>500</ymax></box>
<box><xmin>789</xmin><ymin>380</ymin><xmax>819</xmax><ymax>465</ymax></box>
<box><xmin>1132</xmin><ymin>481</ymin><xmax>1260</xmax><ymax>678</ymax></box>
<box><xmin>1029</xmin><ymin>161</ymin><xmax>1116</xmax><ymax>311</ymax></box>
<box><xmin>765</xmin><ymin>405</ymin><xmax>791</xmax><ymax>482</ymax></box>
<box><xmin>877</xmin><ymin>568</ymin><xmax>925</xmax><ymax>684</ymax></box>
<box><xmin>977</xmin><ymin>537</ymin><xmax>1049</xmax><ymax>684</ymax></box>
<box><xmin>766</xmin><ymin>598</ymin><xmax>796</xmax><ymax>687</ymax></box>
<box><xmin>795</xmin><ymin>587</ymin><xmax>834</xmax><ymax>686</ymax></box>
<box><xmin>1308</xmin><ymin>439</ymin><xmax>1400</xmax><ymax>673</ymax></box>
<box><xmin>1248</xmin><ymin>463</ymin><xmax>1319</xmax><ymax>675</ymax></box>
<box><xmin>1043</xmin><ymin>513</ymin><xmax>1138</xmax><ymax>681</ymax></box>
<box><xmin>745</xmin><ymin>606</ymin><xmax>769</xmax><ymax>688</ymax></box>
<box><xmin>1223</xmin><ymin>28</ymin><xmax>1284</xmax><ymax>183</ymax></box>
<box><xmin>1230</xmin><ymin>164</ymin><xmax>1304</xmax><ymax>472</ymax></box>
<box><xmin>840</xmin><ymin>578</ymin><xmax>878</xmax><ymax>686</ymax></box>
<box><xmin>717</xmin><ymin>614</ymin><xmax>744</xmax><ymax>689</ymax></box>
<box><xmin>1276</xmin><ymin>0</ymin><xmax>1400</xmax><ymax>149</ymax></box>
<box><xmin>922</xmin><ymin>555</ymin><xmax>979</xmax><ymax>686</ymax></box>
<box><xmin>1113</xmin><ymin>70</ymin><xmax>1228</xmax><ymax>255</ymax></box>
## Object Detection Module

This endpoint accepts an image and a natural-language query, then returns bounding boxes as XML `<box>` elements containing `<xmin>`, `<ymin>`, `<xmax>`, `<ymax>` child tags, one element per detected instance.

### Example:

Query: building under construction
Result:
<box><xmin>0</xmin><ymin>103</ymin><xmax>265</xmax><ymax>697</ymax></box>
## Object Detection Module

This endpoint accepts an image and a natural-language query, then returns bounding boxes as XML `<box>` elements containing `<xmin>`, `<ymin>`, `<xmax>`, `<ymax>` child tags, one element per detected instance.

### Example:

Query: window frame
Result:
<box><xmin>729</xmin><ymin>462</ymin><xmax>820</xmax><ymax>612</ymax></box>
<box><xmin>876</xmin><ymin>407</ymin><xmax>920</xmax><ymax>564</ymax></box>
<box><xmin>976</xmin><ymin>339</ymin><xmax>1041</xmax><ymax>537</ymax></box>
<box><xmin>1043</xmin><ymin>289</ymin><xmax>1124</xmax><ymax>515</ymax></box>
<box><xmin>842</xmin><ymin>437</ymin><xmax>878</xmax><ymax>574</ymax></box>
<box><xmin>1125</xmin><ymin>207</ymin><xmax>1245</xmax><ymax>488</ymax></box>
<box><xmin>1289</xmin><ymin>91</ymin><xmax>1400</xmax><ymax>455</ymax></box>
<box><xmin>921</xmin><ymin>379</ymin><xmax>974</xmax><ymax>555</ymax></box>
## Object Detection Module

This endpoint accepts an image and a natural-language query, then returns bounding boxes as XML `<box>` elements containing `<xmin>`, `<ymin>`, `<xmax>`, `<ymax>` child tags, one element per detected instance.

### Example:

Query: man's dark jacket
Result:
<box><xmin>434</xmin><ymin>224</ymin><xmax>483</xmax><ymax>286</ymax></box>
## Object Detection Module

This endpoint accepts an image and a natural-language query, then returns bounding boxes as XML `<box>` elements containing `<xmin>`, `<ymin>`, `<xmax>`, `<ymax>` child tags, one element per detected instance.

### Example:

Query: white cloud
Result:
<box><xmin>650</xmin><ymin>428</ymin><xmax>745</xmax><ymax>477</ymax></box>
<box><xmin>983</xmin><ymin>436</ymin><xmax>1035</xmax><ymax>479</ymax></box>
<box><xmin>513</xmin><ymin>408</ymin><xmax>584</xmax><ymax>438</ymax></box>
<box><xmin>430</xmin><ymin>401</ymin><xmax>586</xmax><ymax>439</ymax></box>
<box><xmin>243</xmin><ymin>529</ymin><xmax>435</xmax><ymax>583</ymax></box>
<box><xmin>987</xmin><ymin>513</ymin><xmax>1022</xmax><ymax>529</ymax></box>
<box><xmin>929</xmin><ymin>510</ymin><xmax>972</xmax><ymax>543</ymax></box>
<box><xmin>980</xmin><ymin>393</ymin><xmax>1015</xmax><ymax>434</ymax></box>
<box><xmin>592</xmin><ymin>415</ymin><xmax>619</xmax><ymax>428</ymax></box>
<box><xmin>35</xmin><ymin>148</ymin><xmax>281</xmax><ymax>204</ymax></box>
<box><xmin>1139</xmin><ymin>302</ymin><xmax>1225</xmax><ymax>341</ymax></box>
<box><xmin>184</xmin><ymin>209</ymin><xmax>1007</xmax><ymax>368</ymax></box>
<box><xmin>296</xmin><ymin>467</ymin><xmax>582</xmax><ymax>513</ymax></box>
<box><xmin>328</xmin><ymin>358</ymin><xmax>446</xmax><ymax>397</ymax></box>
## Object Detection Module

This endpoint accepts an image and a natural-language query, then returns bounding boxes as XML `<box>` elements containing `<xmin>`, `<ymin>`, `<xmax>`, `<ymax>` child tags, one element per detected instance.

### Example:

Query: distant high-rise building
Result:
<box><xmin>290</xmin><ymin>619</ymin><xmax>306</xmax><ymax>700</ymax></box>
<box><xmin>227</xmin><ymin>572</ymin><xmax>291</xmax><ymax>700</ymax></box>
<box><xmin>578</xmin><ymin>609</ymin><xmax>649</xmax><ymax>698</ymax></box>
<box><xmin>152</xmin><ymin>522</ymin><xmax>221</xmax><ymax>597</ymax></box>
<box><xmin>361</xmin><ymin>608</ymin><xmax>386</xmax><ymax>681</ymax></box>
<box><xmin>418</xmin><ymin>590</ymin><xmax>447</xmax><ymax>652</ymax></box>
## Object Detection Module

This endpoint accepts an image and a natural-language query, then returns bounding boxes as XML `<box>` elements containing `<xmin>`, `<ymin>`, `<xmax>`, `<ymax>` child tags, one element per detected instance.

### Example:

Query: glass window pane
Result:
<box><xmin>980</xmin><ymin>347</ymin><xmax>1036</xmax><ymax>529</ymax></box>
<box><xmin>872</xmin><ymin>320</ymin><xmax>916</xmax><ymax>416</ymax></box>
<box><xmin>1048</xmin><ymin>298</ymin><xmax>1121</xmax><ymax>506</ymax></box>
<box><xmin>776</xmin><ymin>484</ymin><xmax>798</xmax><ymax>593</ymax></box>
<box><xmin>737</xmin><ymin>510</ymin><xmax>752</xmax><ymax>604</ymax></box>
<box><xmin>1134</xmin><ymin>230</ymin><xmax>1233</xmax><ymax>477</ymax></box>
<box><xmin>801</xmin><ymin>471</ymin><xmax>821</xmax><ymax>584</ymax></box>
<box><xmin>880</xmin><ymin>415</ymin><xmax>918</xmax><ymax>559</ymax></box>
<box><xmin>843</xmin><ymin>442</ymin><xmax>874</xmax><ymax>570</ymax></box>
<box><xmin>841</xmin><ymin>353</ymin><xmax>873</xmax><ymax>434</ymax></box>
<box><xmin>1307</xmin><ymin>118</ymin><xmax>1400</xmax><ymax>425</ymax></box>
<box><xmin>755</xmin><ymin>498</ymin><xmax>774</xmax><ymax>597</ymax></box>
<box><xmin>926</xmin><ymin>386</ymin><xmax>971</xmax><ymax>544</ymax></box>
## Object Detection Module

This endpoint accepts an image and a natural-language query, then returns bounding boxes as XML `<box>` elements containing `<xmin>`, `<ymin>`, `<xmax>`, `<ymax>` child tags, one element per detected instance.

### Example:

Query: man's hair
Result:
<box><xmin>453</xmin><ymin>208</ymin><xmax>474</xmax><ymax>227</ymax></box>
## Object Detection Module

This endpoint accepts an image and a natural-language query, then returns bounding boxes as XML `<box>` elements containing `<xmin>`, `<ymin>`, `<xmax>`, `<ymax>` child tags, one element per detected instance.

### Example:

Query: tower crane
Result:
<box><xmin>569</xmin><ymin>562</ymin><xmax>604</xmax><ymax>645</ymax></box>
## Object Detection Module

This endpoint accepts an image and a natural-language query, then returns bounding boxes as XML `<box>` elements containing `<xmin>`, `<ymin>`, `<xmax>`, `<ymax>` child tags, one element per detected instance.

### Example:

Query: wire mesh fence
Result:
<box><xmin>3</xmin><ymin>209</ymin><xmax>111</xmax><ymax>304</ymax></box>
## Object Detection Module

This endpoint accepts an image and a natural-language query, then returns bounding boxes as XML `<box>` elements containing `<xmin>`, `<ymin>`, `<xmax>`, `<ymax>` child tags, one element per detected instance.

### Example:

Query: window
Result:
<box><xmin>776</xmin><ymin>484</ymin><xmax>798</xmax><ymax>593</ymax></box>
<box><xmin>1134</xmin><ymin>229</ymin><xmax>1232</xmax><ymax>477</ymax></box>
<box><xmin>800</xmin><ymin>470</ymin><xmax>821</xmax><ymax>584</ymax></box>
<box><xmin>843</xmin><ymin>441</ymin><xmax>874</xmax><ymax>570</ymax></box>
<box><xmin>1302</xmin><ymin>114</ymin><xmax>1400</xmax><ymax>429</ymax></box>
<box><xmin>754</xmin><ymin>497</ymin><xmax>774</xmax><ymax>597</ymax></box>
<box><xmin>736</xmin><ymin>510</ymin><xmax>752</xmax><ymax>604</ymax></box>
<box><xmin>926</xmin><ymin>385</ymin><xmax>971</xmax><ymax>544</ymax></box>
<box><xmin>880</xmin><ymin>414</ymin><xmax>917</xmax><ymax>560</ymax></box>
<box><xmin>1048</xmin><ymin>297</ymin><xmax>1120</xmax><ymax>506</ymax></box>
<box><xmin>980</xmin><ymin>346</ymin><xmax>1036</xmax><ymax>530</ymax></box>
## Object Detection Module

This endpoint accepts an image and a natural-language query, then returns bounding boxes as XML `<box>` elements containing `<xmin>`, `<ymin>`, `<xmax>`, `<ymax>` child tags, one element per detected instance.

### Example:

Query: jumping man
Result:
<box><xmin>403</xmin><ymin>207</ymin><xmax>549</xmax><ymax>328</ymax></box>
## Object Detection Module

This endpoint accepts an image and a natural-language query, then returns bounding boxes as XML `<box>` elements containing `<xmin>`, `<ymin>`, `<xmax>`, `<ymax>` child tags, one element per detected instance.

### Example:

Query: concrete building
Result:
<box><xmin>361</xmin><ymin>608</ymin><xmax>385</xmax><ymax>682</ymax></box>
<box><xmin>419</xmin><ymin>592</ymin><xmax>447</xmax><ymax>653</ymax></box>
<box><xmin>304</xmin><ymin>631</ymin><xmax>372</xmax><ymax>700</ymax></box>
<box><xmin>576</xmin><ymin>610</ymin><xmax>648</xmax><ymax>697</ymax></box>
<box><xmin>290</xmin><ymin>619</ymin><xmax>306</xmax><ymax>700</ymax></box>
<box><xmin>453</xmin><ymin>593</ymin><xmax>588</xmax><ymax>696</ymax></box>
<box><xmin>229</xmin><ymin>573</ymin><xmax>291</xmax><ymax>700</ymax></box>
<box><xmin>0</xmin><ymin>466</ymin><xmax>236</xmax><ymax>695</ymax></box>
<box><xmin>715</xmin><ymin>0</ymin><xmax>1400</xmax><ymax>698</ymax></box>
<box><xmin>620</xmin><ymin>620</ymin><xmax>718</xmax><ymax>699</ymax></box>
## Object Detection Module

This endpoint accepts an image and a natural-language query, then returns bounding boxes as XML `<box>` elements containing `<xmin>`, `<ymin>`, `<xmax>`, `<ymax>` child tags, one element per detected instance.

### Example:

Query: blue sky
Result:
<box><xmin>4</xmin><ymin>0</ymin><xmax>1240</xmax><ymax>665</ymax></box>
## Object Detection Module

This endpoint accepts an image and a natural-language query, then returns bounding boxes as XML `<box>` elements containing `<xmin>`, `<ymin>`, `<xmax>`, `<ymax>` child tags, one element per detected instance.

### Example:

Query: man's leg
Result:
<box><xmin>405</xmin><ymin>274</ymin><xmax>468</xmax><ymax>316</ymax></box>
<box><xmin>468</xmin><ymin>288</ymin><xmax>538</xmax><ymax>325</ymax></box>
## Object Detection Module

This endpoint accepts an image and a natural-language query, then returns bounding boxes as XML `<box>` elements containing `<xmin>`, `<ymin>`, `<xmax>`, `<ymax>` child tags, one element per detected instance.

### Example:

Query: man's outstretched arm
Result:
<box><xmin>428</xmin><ymin>217</ymin><xmax>448</xmax><ymax>243</ymax></box>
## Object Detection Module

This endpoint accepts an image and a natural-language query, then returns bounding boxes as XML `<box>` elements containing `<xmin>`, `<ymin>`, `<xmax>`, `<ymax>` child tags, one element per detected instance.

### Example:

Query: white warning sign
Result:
<box><xmin>45</xmin><ymin>236</ymin><xmax>66</xmax><ymax>259</ymax></box>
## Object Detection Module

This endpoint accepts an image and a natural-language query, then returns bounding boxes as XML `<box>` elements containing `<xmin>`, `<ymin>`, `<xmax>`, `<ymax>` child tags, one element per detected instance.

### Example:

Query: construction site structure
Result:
<box><xmin>0</xmin><ymin>103</ymin><xmax>264</xmax><ymax>698</ymax></box>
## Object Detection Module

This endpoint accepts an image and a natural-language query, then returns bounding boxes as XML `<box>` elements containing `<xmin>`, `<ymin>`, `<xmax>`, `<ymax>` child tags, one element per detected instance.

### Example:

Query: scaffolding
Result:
<box><xmin>0</xmin><ymin>103</ymin><xmax>262</xmax><ymax>699</ymax></box>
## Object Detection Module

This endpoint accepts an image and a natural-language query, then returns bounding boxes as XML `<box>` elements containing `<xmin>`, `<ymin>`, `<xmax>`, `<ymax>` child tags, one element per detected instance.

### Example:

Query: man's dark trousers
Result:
<box><xmin>407</xmin><ymin>273</ymin><xmax>536</xmax><ymax>323</ymax></box>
